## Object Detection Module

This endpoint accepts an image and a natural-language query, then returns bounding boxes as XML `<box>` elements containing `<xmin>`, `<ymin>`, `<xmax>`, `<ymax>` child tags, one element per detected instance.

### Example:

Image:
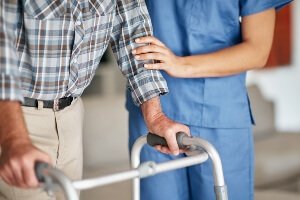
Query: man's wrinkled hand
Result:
<box><xmin>0</xmin><ymin>139</ymin><xmax>51</xmax><ymax>188</ymax></box>
<box><xmin>147</xmin><ymin>112</ymin><xmax>190</xmax><ymax>155</ymax></box>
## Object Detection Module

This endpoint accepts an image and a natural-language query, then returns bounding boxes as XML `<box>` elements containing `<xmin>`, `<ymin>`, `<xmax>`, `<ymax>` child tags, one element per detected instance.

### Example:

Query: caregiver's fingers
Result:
<box><xmin>135</xmin><ymin>36</ymin><xmax>166</xmax><ymax>47</ymax></box>
<box><xmin>135</xmin><ymin>53</ymin><xmax>165</xmax><ymax>62</ymax></box>
<box><xmin>144</xmin><ymin>63</ymin><xmax>166</xmax><ymax>70</ymax></box>
<box><xmin>133</xmin><ymin>44</ymin><xmax>168</xmax><ymax>55</ymax></box>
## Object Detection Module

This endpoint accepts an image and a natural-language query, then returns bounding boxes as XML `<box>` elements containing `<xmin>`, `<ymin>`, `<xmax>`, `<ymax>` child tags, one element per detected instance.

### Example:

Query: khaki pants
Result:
<box><xmin>0</xmin><ymin>98</ymin><xmax>84</xmax><ymax>200</ymax></box>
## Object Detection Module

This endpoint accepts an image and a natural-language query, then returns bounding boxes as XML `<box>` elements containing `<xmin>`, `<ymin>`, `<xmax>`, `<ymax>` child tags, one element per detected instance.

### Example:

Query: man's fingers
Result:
<box><xmin>181</xmin><ymin>125</ymin><xmax>191</xmax><ymax>136</ymax></box>
<box><xmin>146</xmin><ymin>113</ymin><xmax>190</xmax><ymax>156</ymax></box>
<box><xmin>0</xmin><ymin>167</ymin><xmax>17</xmax><ymax>186</ymax></box>
<box><xmin>10</xmin><ymin>161</ymin><xmax>27</xmax><ymax>188</ymax></box>
<box><xmin>1</xmin><ymin>175</ymin><xmax>11</xmax><ymax>185</ymax></box>
<box><xmin>160</xmin><ymin>146</ymin><xmax>172</xmax><ymax>154</ymax></box>
<box><xmin>0</xmin><ymin>171</ymin><xmax>13</xmax><ymax>186</ymax></box>
<box><xmin>155</xmin><ymin>145</ymin><xmax>173</xmax><ymax>154</ymax></box>
<box><xmin>24</xmin><ymin>151</ymin><xmax>52</xmax><ymax>187</ymax></box>
<box><xmin>155</xmin><ymin>145</ymin><xmax>162</xmax><ymax>152</ymax></box>
<box><xmin>22</xmin><ymin>161</ymin><xmax>39</xmax><ymax>187</ymax></box>
<box><xmin>165</xmin><ymin>132</ymin><xmax>179</xmax><ymax>155</ymax></box>
<box><xmin>164</xmin><ymin>124</ymin><xmax>190</xmax><ymax>155</ymax></box>
<box><xmin>179</xmin><ymin>149</ymin><xmax>186</xmax><ymax>154</ymax></box>
<box><xmin>36</xmin><ymin>151</ymin><xmax>52</xmax><ymax>165</ymax></box>
<box><xmin>0</xmin><ymin>140</ymin><xmax>52</xmax><ymax>189</ymax></box>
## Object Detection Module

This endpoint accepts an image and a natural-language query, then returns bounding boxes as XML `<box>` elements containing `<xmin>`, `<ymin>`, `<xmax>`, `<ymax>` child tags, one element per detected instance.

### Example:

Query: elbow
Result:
<box><xmin>253</xmin><ymin>42</ymin><xmax>272</xmax><ymax>69</ymax></box>
<box><xmin>246</xmin><ymin>40</ymin><xmax>272</xmax><ymax>69</ymax></box>
<box><xmin>252</xmin><ymin>46</ymin><xmax>272</xmax><ymax>69</ymax></box>
<box><xmin>256</xmin><ymin>53</ymin><xmax>269</xmax><ymax>69</ymax></box>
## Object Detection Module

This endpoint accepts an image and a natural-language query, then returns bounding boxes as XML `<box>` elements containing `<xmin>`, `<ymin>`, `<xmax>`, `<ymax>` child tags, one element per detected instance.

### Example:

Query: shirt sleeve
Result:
<box><xmin>110</xmin><ymin>0</ymin><xmax>168</xmax><ymax>106</ymax></box>
<box><xmin>0</xmin><ymin>1</ymin><xmax>23</xmax><ymax>102</ymax></box>
<box><xmin>240</xmin><ymin>0</ymin><xmax>293</xmax><ymax>17</ymax></box>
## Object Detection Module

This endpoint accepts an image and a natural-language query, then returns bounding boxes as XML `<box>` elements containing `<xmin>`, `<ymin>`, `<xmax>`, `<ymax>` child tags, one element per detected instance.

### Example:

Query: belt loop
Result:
<box><xmin>37</xmin><ymin>100</ymin><xmax>44</xmax><ymax>110</ymax></box>
<box><xmin>53</xmin><ymin>99</ymin><xmax>60</xmax><ymax>111</ymax></box>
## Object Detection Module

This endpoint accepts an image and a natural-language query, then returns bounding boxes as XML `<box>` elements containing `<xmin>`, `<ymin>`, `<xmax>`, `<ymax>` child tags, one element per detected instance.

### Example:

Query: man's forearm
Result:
<box><xmin>0</xmin><ymin>101</ymin><xmax>51</xmax><ymax>188</ymax></box>
<box><xmin>0</xmin><ymin>101</ymin><xmax>30</xmax><ymax>147</ymax></box>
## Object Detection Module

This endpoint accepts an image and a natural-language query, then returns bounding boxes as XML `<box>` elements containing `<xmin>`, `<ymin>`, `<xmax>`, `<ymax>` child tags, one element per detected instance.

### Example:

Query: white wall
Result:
<box><xmin>247</xmin><ymin>1</ymin><xmax>300</xmax><ymax>132</ymax></box>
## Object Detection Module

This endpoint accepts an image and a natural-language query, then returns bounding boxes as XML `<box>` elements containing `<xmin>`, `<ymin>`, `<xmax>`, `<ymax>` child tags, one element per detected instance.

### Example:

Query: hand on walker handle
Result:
<box><xmin>35</xmin><ymin>161</ymin><xmax>52</xmax><ymax>183</ymax></box>
<box><xmin>147</xmin><ymin>132</ymin><xmax>190</xmax><ymax>150</ymax></box>
<box><xmin>0</xmin><ymin>139</ymin><xmax>52</xmax><ymax>188</ymax></box>
<box><xmin>145</xmin><ymin>113</ymin><xmax>190</xmax><ymax>155</ymax></box>
<box><xmin>140</xmin><ymin>97</ymin><xmax>190</xmax><ymax>155</ymax></box>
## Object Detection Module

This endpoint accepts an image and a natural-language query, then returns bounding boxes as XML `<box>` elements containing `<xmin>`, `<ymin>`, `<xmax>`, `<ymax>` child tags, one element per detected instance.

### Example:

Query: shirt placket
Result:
<box><xmin>67</xmin><ymin>1</ymin><xmax>85</xmax><ymax>94</ymax></box>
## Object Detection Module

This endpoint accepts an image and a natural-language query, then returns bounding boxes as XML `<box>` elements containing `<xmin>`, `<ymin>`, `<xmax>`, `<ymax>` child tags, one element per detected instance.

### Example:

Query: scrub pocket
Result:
<box><xmin>189</xmin><ymin>0</ymin><xmax>237</xmax><ymax>39</ymax></box>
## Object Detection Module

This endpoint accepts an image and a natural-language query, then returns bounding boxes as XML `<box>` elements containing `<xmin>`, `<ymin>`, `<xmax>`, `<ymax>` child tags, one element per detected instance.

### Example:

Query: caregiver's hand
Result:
<box><xmin>133</xmin><ymin>36</ymin><xmax>191</xmax><ymax>78</ymax></box>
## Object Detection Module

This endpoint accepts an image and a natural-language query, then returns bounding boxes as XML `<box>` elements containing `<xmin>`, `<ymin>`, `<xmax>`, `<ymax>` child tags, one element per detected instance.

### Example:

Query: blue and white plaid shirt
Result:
<box><xmin>0</xmin><ymin>0</ymin><xmax>168</xmax><ymax>106</ymax></box>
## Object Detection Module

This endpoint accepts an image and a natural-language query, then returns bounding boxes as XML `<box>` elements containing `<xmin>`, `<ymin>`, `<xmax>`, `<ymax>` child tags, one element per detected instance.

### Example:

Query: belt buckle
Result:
<box><xmin>53</xmin><ymin>99</ymin><xmax>60</xmax><ymax>111</ymax></box>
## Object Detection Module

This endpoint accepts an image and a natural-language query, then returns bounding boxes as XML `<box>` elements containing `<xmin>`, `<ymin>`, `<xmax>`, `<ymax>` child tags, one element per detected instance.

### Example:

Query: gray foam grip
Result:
<box><xmin>35</xmin><ymin>161</ymin><xmax>50</xmax><ymax>183</ymax></box>
<box><xmin>147</xmin><ymin>132</ymin><xmax>187</xmax><ymax>149</ymax></box>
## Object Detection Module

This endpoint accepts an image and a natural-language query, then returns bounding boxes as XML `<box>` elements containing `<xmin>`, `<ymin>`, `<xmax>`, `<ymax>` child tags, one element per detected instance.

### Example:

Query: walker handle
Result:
<box><xmin>35</xmin><ymin>161</ymin><xmax>79</xmax><ymax>200</ymax></box>
<box><xmin>147</xmin><ymin>132</ymin><xmax>188</xmax><ymax>149</ymax></box>
<box><xmin>35</xmin><ymin>161</ymin><xmax>51</xmax><ymax>183</ymax></box>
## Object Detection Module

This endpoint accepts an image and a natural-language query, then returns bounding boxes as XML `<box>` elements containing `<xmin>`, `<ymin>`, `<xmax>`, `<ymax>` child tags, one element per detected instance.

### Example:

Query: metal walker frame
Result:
<box><xmin>35</xmin><ymin>133</ymin><xmax>228</xmax><ymax>200</ymax></box>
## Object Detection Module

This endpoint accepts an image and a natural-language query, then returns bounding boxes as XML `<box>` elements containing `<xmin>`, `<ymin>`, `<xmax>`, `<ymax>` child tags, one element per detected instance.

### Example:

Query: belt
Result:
<box><xmin>23</xmin><ymin>96</ymin><xmax>74</xmax><ymax>111</ymax></box>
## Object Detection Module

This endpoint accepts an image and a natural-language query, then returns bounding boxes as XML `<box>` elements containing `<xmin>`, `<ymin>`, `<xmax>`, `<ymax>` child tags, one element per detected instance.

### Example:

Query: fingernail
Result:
<box><xmin>135</xmin><ymin>38</ymin><xmax>140</xmax><ymax>42</ymax></box>
<box><xmin>144</xmin><ymin>64</ymin><xmax>148</xmax><ymax>68</ymax></box>
<box><xmin>174</xmin><ymin>151</ymin><xmax>179</xmax><ymax>156</ymax></box>
<box><xmin>132</xmin><ymin>50</ymin><xmax>136</xmax><ymax>54</ymax></box>
<box><xmin>135</xmin><ymin>55</ymin><xmax>140</xmax><ymax>59</ymax></box>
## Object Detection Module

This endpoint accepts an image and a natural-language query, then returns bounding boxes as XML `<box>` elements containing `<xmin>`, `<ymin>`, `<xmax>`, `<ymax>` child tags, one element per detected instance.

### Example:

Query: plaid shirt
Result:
<box><xmin>0</xmin><ymin>0</ymin><xmax>168</xmax><ymax>106</ymax></box>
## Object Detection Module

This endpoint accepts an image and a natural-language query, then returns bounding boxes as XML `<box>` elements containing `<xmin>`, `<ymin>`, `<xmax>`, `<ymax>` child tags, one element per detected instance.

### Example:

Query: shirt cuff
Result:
<box><xmin>127</xmin><ymin>70</ymin><xmax>169</xmax><ymax>106</ymax></box>
<box><xmin>0</xmin><ymin>73</ymin><xmax>24</xmax><ymax>102</ymax></box>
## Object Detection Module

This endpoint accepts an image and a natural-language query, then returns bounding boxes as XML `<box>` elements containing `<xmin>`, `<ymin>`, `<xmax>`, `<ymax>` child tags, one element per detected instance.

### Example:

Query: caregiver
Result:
<box><xmin>127</xmin><ymin>0</ymin><xmax>292</xmax><ymax>200</ymax></box>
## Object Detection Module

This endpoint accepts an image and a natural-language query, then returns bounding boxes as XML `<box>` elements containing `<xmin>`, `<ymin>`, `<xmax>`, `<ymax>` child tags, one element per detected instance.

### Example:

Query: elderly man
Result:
<box><xmin>0</xmin><ymin>0</ymin><xmax>189</xmax><ymax>199</ymax></box>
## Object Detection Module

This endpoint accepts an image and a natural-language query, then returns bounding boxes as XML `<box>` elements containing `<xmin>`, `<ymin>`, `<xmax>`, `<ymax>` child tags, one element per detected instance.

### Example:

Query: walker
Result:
<box><xmin>35</xmin><ymin>132</ymin><xmax>228</xmax><ymax>200</ymax></box>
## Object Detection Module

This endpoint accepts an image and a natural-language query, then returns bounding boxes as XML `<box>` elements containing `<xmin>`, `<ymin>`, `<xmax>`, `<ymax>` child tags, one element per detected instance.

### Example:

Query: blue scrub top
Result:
<box><xmin>126</xmin><ymin>0</ymin><xmax>292</xmax><ymax>128</ymax></box>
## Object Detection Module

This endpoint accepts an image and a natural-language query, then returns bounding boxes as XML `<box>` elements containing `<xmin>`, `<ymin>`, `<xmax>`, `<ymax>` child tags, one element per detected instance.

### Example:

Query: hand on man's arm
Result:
<box><xmin>0</xmin><ymin>101</ymin><xmax>51</xmax><ymax>188</ymax></box>
<box><xmin>141</xmin><ymin>97</ymin><xmax>190</xmax><ymax>155</ymax></box>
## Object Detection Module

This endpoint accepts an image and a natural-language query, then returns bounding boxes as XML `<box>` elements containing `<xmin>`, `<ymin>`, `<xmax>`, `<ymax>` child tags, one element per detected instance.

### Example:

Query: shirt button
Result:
<box><xmin>76</xmin><ymin>20</ymin><xmax>82</xmax><ymax>26</ymax></box>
